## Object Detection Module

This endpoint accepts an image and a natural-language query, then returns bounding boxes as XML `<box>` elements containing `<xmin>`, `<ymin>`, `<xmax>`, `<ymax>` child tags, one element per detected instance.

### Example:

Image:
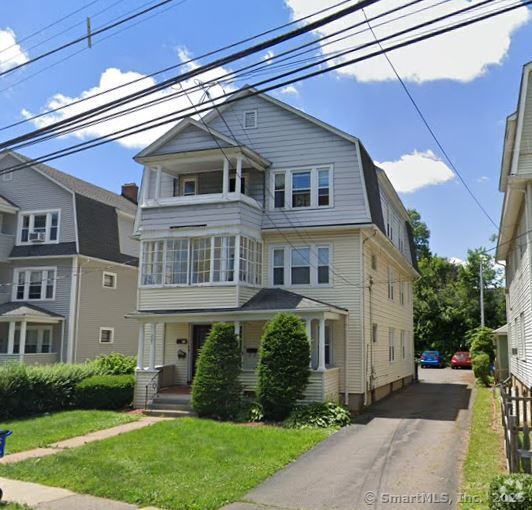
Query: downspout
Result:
<box><xmin>361</xmin><ymin>228</ymin><xmax>377</xmax><ymax>406</ymax></box>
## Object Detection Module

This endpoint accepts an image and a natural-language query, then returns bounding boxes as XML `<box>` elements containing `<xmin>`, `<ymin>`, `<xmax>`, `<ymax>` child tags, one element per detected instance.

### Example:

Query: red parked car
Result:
<box><xmin>451</xmin><ymin>351</ymin><xmax>472</xmax><ymax>369</ymax></box>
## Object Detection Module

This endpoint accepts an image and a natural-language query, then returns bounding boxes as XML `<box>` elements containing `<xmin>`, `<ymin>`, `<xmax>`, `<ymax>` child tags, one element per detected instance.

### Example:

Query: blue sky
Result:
<box><xmin>0</xmin><ymin>0</ymin><xmax>531</xmax><ymax>260</ymax></box>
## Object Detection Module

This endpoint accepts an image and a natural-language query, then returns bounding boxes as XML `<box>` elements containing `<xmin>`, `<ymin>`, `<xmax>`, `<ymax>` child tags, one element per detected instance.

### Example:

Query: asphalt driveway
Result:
<box><xmin>224</xmin><ymin>368</ymin><xmax>474</xmax><ymax>510</ymax></box>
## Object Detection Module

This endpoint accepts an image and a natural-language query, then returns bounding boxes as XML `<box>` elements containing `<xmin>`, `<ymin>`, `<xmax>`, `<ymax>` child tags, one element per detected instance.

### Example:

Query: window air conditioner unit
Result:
<box><xmin>29</xmin><ymin>231</ymin><xmax>46</xmax><ymax>242</ymax></box>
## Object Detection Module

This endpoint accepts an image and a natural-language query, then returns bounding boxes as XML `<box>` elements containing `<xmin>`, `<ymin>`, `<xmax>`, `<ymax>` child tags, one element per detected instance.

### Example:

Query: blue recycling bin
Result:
<box><xmin>0</xmin><ymin>430</ymin><xmax>12</xmax><ymax>501</ymax></box>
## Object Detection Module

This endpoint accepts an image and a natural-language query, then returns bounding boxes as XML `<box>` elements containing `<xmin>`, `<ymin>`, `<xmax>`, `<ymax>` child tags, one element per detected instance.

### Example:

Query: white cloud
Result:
<box><xmin>284</xmin><ymin>0</ymin><xmax>530</xmax><ymax>83</ymax></box>
<box><xmin>377</xmin><ymin>150</ymin><xmax>454</xmax><ymax>193</ymax></box>
<box><xmin>0</xmin><ymin>28</ymin><xmax>29</xmax><ymax>72</ymax></box>
<box><xmin>449</xmin><ymin>256</ymin><xmax>465</xmax><ymax>266</ymax></box>
<box><xmin>477</xmin><ymin>175</ymin><xmax>490</xmax><ymax>183</ymax></box>
<box><xmin>22</xmin><ymin>49</ymin><xmax>235</xmax><ymax>149</ymax></box>
<box><xmin>279</xmin><ymin>84</ymin><xmax>299</xmax><ymax>95</ymax></box>
<box><xmin>263</xmin><ymin>50</ymin><xmax>275</xmax><ymax>62</ymax></box>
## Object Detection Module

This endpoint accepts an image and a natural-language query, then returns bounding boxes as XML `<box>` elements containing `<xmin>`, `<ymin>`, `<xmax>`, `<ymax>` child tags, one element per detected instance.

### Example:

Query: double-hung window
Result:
<box><xmin>400</xmin><ymin>281</ymin><xmax>405</xmax><ymax>305</ymax></box>
<box><xmin>213</xmin><ymin>236</ymin><xmax>235</xmax><ymax>283</ymax></box>
<box><xmin>19</xmin><ymin>210</ymin><xmax>60</xmax><ymax>244</ymax></box>
<box><xmin>292</xmin><ymin>171</ymin><xmax>311</xmax><ymax>208</ymax></box>
<box><xmin>14</xmin><ymin>268</ymin><xmax>56</xmax><ymax>301</ymax></box>
<box><xmin>165</xmin><ymin>239</ymin><xmax>189</xmax><ymax>285</ymax></box>
<box><xmin>141</xmin><ymin>241</ymin><xmax>164</xmax><ymax>285</ymax></box>
<box><xmin>400</xmin><ymin>330</ymin><xmax>406</xmax><ymax>359</ymax></box>
<box><xmin>272</xmin><ymin>245</ymin><xmax>331</xmax><ymax>287</ymax></box>
<box><xmin>182</xmin><ymin>177</ymin><xmax>197</xmax><ymax>196</ymax></box>
<box><xmin>272</xmin><ymin>166</ymin><xmax>333</xmax><ymax>210</ymax></box>
<box><xmin>389</xmin><ymin>328</ymin><xmax>396</xmax><ymax>362</ymax></box>
<box><xmin>191</xmin><ymin>237</ymin><xmax>211</xmax><ymax>284</ymax></box>
<box><xmin>388</xmin><ymin>267</ymin><xmax>395</xmax><ymax>300</ymax></box>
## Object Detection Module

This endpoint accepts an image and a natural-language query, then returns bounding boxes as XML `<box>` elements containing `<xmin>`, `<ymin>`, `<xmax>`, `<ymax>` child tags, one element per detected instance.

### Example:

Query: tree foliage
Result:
<box><xmin>257</xmin><ymin>313</ymin><xmax>310</xmax><ymax>421</ymax></box>
<box><xmin>410</xmin><ymin>209</ymin><xmax>506</xmax><ymax>356</ymax></box>
<box><xmin>191</xmin><ymin>322</ymin><xmax>242</xmax><ymax>420</ymax></box>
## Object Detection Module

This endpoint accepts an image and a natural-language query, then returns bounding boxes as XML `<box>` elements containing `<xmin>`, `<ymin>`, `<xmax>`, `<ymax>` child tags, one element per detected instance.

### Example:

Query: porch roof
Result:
<box><xmin>127</xmin><ymin>288</ymin><xmax>348</xmax><ymax>321</ymax></box>
<box><xmin>0</xmin><ymin>302</ymin><xmax>65</xmax><ymax>323</ymax></box>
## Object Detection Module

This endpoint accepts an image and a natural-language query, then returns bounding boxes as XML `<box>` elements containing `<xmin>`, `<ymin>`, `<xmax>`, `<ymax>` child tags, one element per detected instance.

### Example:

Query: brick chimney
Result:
<box><xmin>121</xmin><ymin>183</ymin><xmax>138</xmax><ymax>204</ymax></box>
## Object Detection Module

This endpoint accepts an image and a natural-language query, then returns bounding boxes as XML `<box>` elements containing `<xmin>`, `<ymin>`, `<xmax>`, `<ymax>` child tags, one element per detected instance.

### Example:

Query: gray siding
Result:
<box><xmin>140</xmin><ymin>201</ymin><xmax>262</xmax><ymax>231</ymax></box>
<box><xmin>153</xmin><ymin>123</ymin><xmax>232</xmax><ymax>155</ymax></box>
<box><xmin>207</xmin><ymin>95</ymin><xmax>370</xmax><ymax>228</ymax></box>
<box><xmin>117</xmin><ymin>213</ymin><xmax>139</xmax><ymax>258</ymax></box>
<box><xmin>0</xmin><ymin>154</ymin><xmax>77</xmax><ymax>244</ymax></box>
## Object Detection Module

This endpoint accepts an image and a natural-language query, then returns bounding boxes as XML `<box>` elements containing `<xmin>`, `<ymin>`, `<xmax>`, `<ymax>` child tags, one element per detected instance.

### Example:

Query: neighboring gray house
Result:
<box><xmin>0</xmin><ymin>151</ymin><xmax>139</xmax><ymax>365</ymax></box>
<box><xmin>130</xmin><ymin>87</ymin><xmax>418</xmax><ymax>411</ymax></box>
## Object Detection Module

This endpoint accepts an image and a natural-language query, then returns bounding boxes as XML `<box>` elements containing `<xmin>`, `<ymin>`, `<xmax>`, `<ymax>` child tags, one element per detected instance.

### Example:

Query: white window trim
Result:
<box><xmin>181</xmin><ymin>176</ymin><xmax>198</xmax><ymax>196</ymax></box>
<box><xmin>269</xmin><ymin>243</ymin><xmax>333</xmax><ymax>288</ymax></box>
<box><xmin>99</xmin><ymin>327</ymin><xmax>115</xmax><ymax>344</ymax></box>
<box><xmin>17</xmin><ymin>209</ymin><xmax>61</xmax><ymax>245</ymax></box>
<box><xmin>13</xmin><ymin>266</ymin><xmax>57</xmax><ymax>301</ymax></box>
<box><xmin>270</xmin><ymin>165</ymin><xmax>334</xmax><ymax>211</ymax></box>
<box><xmin>20</xmin><ymin>325</ymin><xmax>53</xmax><ymax>354</ymax></box>
<box><xmin>243</xmin><ymin>109</ymin><xmax>258</xmax><ymax>129</ymax></box>
<box><xmin>2</xmin><ymin>171</ymin><xmax>12</xmax><ymax>182</ymax></box>
<box><xmin>102</xmin><ymin>271</ymin><xmax>117</xmax><ymax>289</ymax></box>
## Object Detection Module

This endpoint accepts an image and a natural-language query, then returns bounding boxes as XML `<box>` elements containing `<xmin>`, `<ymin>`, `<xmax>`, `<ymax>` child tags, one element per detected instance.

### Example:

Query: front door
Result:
<box><xmin>191</xmin><ymin>324</ymin><xmax>211</xmax><ymax>381</ymax></box>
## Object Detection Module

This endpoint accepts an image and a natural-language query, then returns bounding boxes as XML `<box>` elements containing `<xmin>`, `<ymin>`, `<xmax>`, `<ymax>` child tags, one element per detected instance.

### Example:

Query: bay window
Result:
<box><xmin>141</xmin><ymin>235</ymin><xmax>261</xmax><ymax>287</ymax></box>
<box><xmin>13</xmin><ymin>326</ymin><xmax>52</xmax><ymax>354</ymax></box>
<box><xmin>19</xmin><ymin>210</ymin><xmax>60</xmax><ymax>244</ymax></box>
<box><xmin>14</xmin><ymin>267</ymin><xmax>56</xmax><ymax>301</ymax></box>
<box><xmin>271</xmin><ymin>165</ymin><xmax>332</xmax><ymax>210</ymax></box>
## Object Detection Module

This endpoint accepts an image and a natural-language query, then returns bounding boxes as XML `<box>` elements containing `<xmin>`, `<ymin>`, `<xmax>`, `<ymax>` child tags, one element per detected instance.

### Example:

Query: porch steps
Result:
<box><xmin>144</xmin><ymin>408</ymin><xmax>196</xmax><ymax>418</ymax></box>
<box><xmin>143</xmin><ymin>392</ymin><xmax>195</xmax><ymax>418</ymax></box>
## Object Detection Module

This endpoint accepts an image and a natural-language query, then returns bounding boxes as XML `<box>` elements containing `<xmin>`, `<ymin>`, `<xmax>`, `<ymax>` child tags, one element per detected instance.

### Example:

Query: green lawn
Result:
<box><xmin>0</xmin><ymin>410</ymin><xmax>140</xmax><ymax>454</ymax></box>
<box><xmin>0</xmin><ymin>418</ymin><xmax>330</xmax><ymax>510</ymax></box>
<box><xmin>460</xmin><ymin>386</ymin><xmax>506</xmax><ymax>510</ymax></box>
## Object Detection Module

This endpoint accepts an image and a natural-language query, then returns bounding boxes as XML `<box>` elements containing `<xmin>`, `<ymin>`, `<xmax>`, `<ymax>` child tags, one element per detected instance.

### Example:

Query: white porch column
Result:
<box><xmin>234</xmin><ymin>321</ymin><xmax>241</xmax><ymax>337</ymax></box>
<box><xmin>318</xmin><ymin>318</ymin><xmax>326</xmax><ymax>371</ymax></box>
<box><xmin>222</xmin><ymin>157</ymin><xmax>230</xmax><ymax>196</ymax></box>
<box><xmin>235</xmin><ymin>156</ymin><xmax>243</xmax><ymax>195</ymax></box>
<box><xmin>7</xmin><ymin>321</ymin><xmax>15</xmax><ymax>354</ymax></box>
<box><xmin>148</xmin><ymin>323</ymin><xmax>156</xmax><ymax>370</ymax></box>
<box><xmin>137</xmin><ymin>323</ymin><xmax>145</xmax><ymax>370</ymax></box>
<box><xmin>306</xmin><ymin>319</ymin><xmax>313</xmax><ymax>369</ymax></box>
<box><xmin>154</xmin><ymin>167</ymin><xmax>162</xmax><ymax>200</ymax></box>
<box><xmin>19</xmin><ymin>320</ymin><xmax>27</xmax><ymax>363</ymax></box>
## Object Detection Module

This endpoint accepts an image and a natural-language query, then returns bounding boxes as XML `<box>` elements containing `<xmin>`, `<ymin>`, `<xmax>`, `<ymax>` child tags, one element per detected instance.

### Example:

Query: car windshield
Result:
<box><xmin>423</xmin><ymin>351</ymin><xmax>438</xmax><ymax>357</ymax></box>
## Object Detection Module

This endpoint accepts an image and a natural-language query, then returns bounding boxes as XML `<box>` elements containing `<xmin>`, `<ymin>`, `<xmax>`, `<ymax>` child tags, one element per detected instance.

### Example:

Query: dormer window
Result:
<box><xmin>18</xmin><ymin>210</ymin><xmax>60</xmax><ymax>244</ymax></box>
<box><xmin>243</xmin><ymin>110</ymin><xmax>258</xmax><ymax>129</ymax></box>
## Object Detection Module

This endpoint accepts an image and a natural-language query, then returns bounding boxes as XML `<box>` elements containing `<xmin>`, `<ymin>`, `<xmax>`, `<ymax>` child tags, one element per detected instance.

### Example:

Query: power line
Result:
<box><xmin>0</xmin><ymin>0</ymin><xmax>526</xmax><ymax>176</ymax></box>
<box><xmin>362</xmin><ymin>7</ymin><xmax>499</xmax><ymax>230</ymax></box>
<box><xmin>0</xmin><ymin>0</ymin><xmax>177</xmax><ymax>78</ymax></box>
<box><xmin>0</xmin><ymin>0</ymin><xmax>359</xmax><ymax>132</ymax></box>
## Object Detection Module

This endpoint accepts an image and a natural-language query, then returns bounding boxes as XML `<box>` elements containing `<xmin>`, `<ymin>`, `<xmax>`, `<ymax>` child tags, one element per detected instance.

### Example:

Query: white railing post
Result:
<box><xmin>306</xmin><ymin>319</ymin><xmax>313</xmax><ymax>369</ymax></box>
<box><xmin>222</xmin><ymin>157</ymin><xmax>230</xmax><ymax>197</ymax></box>
<box><xmin>154</xmin><ymin>167</ymin><xmax>162</xmax><ymax>200</ymax></box>
<box><xmin>235</xmin><ymin>156</ymin><xmax>243</xmax><ymax>195</ymax></box>
<box><xmin>7</xmin><ymin>321</ymin><xmax>15</xmax><ymax>354</ymax></box>
<box><xmin>149</xmin><ymin>323</ymin><xmax>156</xmax><ymax>370</ymax></box>
<box><xmin>137</xmin><ymin>323</ymin><xmax>145</xmax><ymax>370</ymax></box>
<box><xmin>318</xmin><ymin>318</ymin><xmax>326</xmax><ymax>371</ymax></box>
<box><xmin>19</xmin><ymin>320</ymin><xmax>27</xmax><ymax>363</ymax></box>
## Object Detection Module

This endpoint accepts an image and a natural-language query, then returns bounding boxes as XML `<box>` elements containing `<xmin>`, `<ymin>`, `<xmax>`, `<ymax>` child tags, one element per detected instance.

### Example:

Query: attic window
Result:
<box><xmin>243</xmin><ymin>110</ymin><xmax>257</xmax><ymax>129</ymax></box>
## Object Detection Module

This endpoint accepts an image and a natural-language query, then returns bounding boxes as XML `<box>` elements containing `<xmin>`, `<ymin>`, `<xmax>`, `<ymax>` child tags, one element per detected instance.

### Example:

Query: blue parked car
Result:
<box><xmin>420</xmin><ymin>350</ymin><xmax>445</xmax><ymax>368</ymax></box>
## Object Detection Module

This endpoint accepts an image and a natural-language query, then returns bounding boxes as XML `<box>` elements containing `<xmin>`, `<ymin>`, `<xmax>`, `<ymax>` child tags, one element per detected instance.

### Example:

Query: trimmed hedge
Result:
<box><xmin>489</xmin><ymin>474</ymin><xmax>532</xmax><ymax>509</ymax></box>
<box><xmin>192</xmin><ymin>323</ymin><xmax>242</xmax><ymax>420</ymax></box>
<box><xmin>284</xmin><ymin>402</ymin><xmax>352</xmax><ymax>429</ymax></box>
<box><xmin>257</xmin><ymin>313</ymin><xmax>310</xmax><ymax>421</ymax></box>
<box><xmin>75</xmin><ymin>375</ymin><xmax>135</xmax><ymax>410</ymax></box>
<box><xmin>91</xmin><ymin>352</ymin><xmax>136</xmax><ymax>375</ymax></box>
<box><xmin>473</xmin><ymin>352</ymin><xmax>491</xmax><ymax>387</ymax></box>
<box><xmin>0</xmin><ymin>363</ymin><xmax>98</xmax><ymax>419</ymax></box>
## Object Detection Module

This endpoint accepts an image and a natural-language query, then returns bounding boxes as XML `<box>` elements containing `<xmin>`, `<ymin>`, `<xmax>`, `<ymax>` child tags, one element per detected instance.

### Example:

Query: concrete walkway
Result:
<box><xmin>224</xmin><ymin>368</ymin><xmax>474</xmax><ymax>510</ymax></box>
<box><xmin>0</xmin><ymin>416</ymin><xmax>166</xmax><ymax>465</ymax></box>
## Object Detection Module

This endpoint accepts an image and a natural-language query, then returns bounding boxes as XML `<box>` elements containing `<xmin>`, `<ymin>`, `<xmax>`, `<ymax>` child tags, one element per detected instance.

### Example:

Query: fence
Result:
<box><xmin>500</xmin><ymin>379</ymin><xmax>532</xmax><ymax>473</ymax></box>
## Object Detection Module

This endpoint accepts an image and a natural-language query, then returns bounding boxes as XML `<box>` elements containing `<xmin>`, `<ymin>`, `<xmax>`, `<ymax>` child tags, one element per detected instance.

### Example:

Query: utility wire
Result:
<box><xmin>362</xmin><ymin>7</ymin><xmax>499</xmax><ymax>230</ymax></box>
<box><xmin>0</xmin><ymin>0</ymin><xmax>176</xmax><ymax>78</ymax></box>
<box><xmin>0</xmin><ymin>0</ymin><xmax>526</xmax><ymax>176</ymax></box>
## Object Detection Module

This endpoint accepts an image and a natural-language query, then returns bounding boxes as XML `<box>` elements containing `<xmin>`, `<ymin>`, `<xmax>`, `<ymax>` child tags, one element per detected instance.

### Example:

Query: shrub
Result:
<box><xmin>489</xmin><ymin>474</ymin><xmax>532</xmax><ymax>509</ymax></box>
<box><xmin>236</xmin><ymin>400</ymin><xmax>264</xmax><ymax>423</ymax></box>
<box><xmin>192</xmin><ymin>322</ymin><xmax>242</xmax><ymax>420</ymax></box>
<box><xmin>75</xmin><ymin>374</ymin><xmax>134</xmax><ymax>410</ymax></box>
<box><xmin>257</xmin><ymin>313</ymin><xmax>310</xmax><ymax>421</ymax></box>
<box><xmin>472</xmin><ymin>352</ymin><xmax>492</xmax><ymax>386</ymax></box>
<box><xmin>0</xmin><ymin>363</ymin><xmax>98</xmax><ymax>419</ymax></box>
<box><xmin>91</xmin><ymin>352</ymin><xmax>137</xmax><ymax>375</ymax></box>
<box><xmin>284</xmin><ymin>402</ymin><xmax>352</xmax><ymax>429</ymax></box>
<box><xmin>469</xmin><ymin>327</ymin><xmax>495</xmax><ymax>362</ymax></box>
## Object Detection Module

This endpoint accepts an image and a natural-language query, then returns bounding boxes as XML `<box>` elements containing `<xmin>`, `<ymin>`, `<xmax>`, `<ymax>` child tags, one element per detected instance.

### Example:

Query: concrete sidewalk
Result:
<box><xmin>0</xmin><ymin>476</ymin><xmax>142</xmax><ymax>509</ymax></box>
<box><xmin>0</xmin><ymin>416</ymin><xmax>167</xmax><ymax>465</ymax></box>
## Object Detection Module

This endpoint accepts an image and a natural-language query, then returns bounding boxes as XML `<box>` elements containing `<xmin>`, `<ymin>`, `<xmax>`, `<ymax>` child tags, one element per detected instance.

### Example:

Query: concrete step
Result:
<box><xmin>144</xmin><ymin>409</ymin><xmax>196</xmax><ymax>418</ymax></box>
<box><xmin>149</xmin><ymin>401</ymin><xmax>192</xmax><ymax>411</ymax></box>
<box><xmin>154</xmin><ymin>394</ymin><xmax>192</xmax><ymax>404</ymax></box>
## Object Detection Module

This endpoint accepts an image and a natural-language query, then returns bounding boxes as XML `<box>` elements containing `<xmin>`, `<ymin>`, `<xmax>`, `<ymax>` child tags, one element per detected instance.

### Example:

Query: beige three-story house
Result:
<box><xmin>130</xmin><ymin>87</ymin><xmax>418</xmax><ymax>411</ymax></box>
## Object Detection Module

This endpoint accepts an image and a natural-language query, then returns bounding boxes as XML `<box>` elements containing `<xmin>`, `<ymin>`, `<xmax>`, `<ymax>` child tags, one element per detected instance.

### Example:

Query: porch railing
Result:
<box><xmin>500</xmin><ymin>379</ymin><xmax>532</xmax><ymax>473</ymax></box>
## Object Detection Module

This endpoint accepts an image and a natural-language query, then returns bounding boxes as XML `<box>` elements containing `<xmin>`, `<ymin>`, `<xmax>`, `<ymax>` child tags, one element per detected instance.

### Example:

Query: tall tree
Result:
<box><xmin>408</xmin><ymin>208</ymin><xmax>431</xmax><ymax>260</ymax></box>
